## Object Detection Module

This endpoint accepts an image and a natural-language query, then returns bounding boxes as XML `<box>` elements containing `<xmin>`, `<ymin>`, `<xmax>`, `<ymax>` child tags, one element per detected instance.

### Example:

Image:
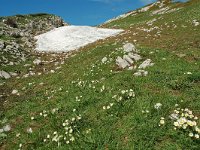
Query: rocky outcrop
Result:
<box><xmin>0</xmin><ymin>14</ymin><xmax>67</xmax><ymax>66</ymax></box>
<box><xmin>116</xmin><ymin>43</ymin><xmax>154</xmax><ymax>77</ymax></box>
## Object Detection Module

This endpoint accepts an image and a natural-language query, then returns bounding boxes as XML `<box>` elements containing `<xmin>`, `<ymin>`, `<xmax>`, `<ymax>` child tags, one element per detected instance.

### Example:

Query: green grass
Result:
<box><xmin>0</xmin><ymin>0</ymin><xmax>200</xmax><ymax>149</ymax></box>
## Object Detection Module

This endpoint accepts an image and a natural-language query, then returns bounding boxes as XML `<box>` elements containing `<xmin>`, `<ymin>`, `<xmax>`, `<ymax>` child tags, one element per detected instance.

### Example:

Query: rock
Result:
<box><xmin>128</xmin><ymin>66</ymin><xmax>134</xmax><ymax>70</ymax></box>
<box><xmin>33</xmin><ymin>59</ymin><xmax>42</xmax><ymax>65</ymax></box>
<box><xmin>123</xmin><ymin>43</ymin><xmax>137</xmax><ymax>53</ymax></box>
<box><xmin>123</xmin><ymin>55</ymin><xmax>134</xmax><ymax>64</ymax></box>
<box><xmin>27</xmin><ymin>127</ymin><xmax>33</xmax><ymax>133</ymax></box>
<box><xmin>177</xmin><ymin>53</ymin><xmax>186</xmax><ymax>58</ymax></box>
<box><xmin>9</xmin><ymin>72</ymin><xmax>18</xmax><ymax>77</ymax></box>
<box><xmin>138</xmin><ymin>59</ymin><xmax>154</xmax><ymax>69</ymax></box>
<box><xmin>128</xmin><ymin>53</ymin><xmax>142</xmax><ymax>61</ymax></box>
<box><xmin>3</xmin><ymin>124</ymin><xmax>11</xmax><ymax>132</ymax></box>
<box><xmin>102</xmin><ymin>57</ymin><xmax>108</xmax><ymax>63</ymax></box>
<box><xmin>0</xmin><ymin>41</ymin><xmax>4</xmax><ymax>50</ymax></box>
<box><xmin>116</xmin><ymin>56</ymin><xmax>130</xmax><ymax>69</ymax></box>
<box><xmin>12</xmin><ymin>90</ymin><xmax>18</xmax><ymax>95</ymax></box>
<box><xmin>50</xmin><ymin>70</ymin><xmax>55</xmax><ymax>73</ymax></box>
<box><xmin>0</xmin><ymin>70</ymin><xmax>11</xmax><ymax>79</ymax></box>
<box><xmin>193</xmin><ymin>20</ymin><xmax>199</xmax><ymax>26</ymax></box>
<box><xmin>134</xmin><ymin>70</ymin><xmax>148</xmax><ymax>76</ymax></box>
<box><xmin>24</xmin><ymin>64</ymin><xmax>31</xmax><ymax>67</ymax></box>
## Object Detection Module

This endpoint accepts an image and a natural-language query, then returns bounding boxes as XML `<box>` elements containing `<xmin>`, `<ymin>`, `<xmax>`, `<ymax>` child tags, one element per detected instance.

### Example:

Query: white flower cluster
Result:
<box><xmin>102</xmin><ymin>89</ymin><xmax>135</xmax><ymax>111</ymax></box>
<box><xmin>121</xmin><ymin>89</ymin><xmax>135</xmax><ymax>99</ymax></box>
<box><xmin>44</xmin><ymin>114</ymin><xmax>82</xmax><ymax>145</ymax></box>
<box><xmin>112</xmin><ymin>89</ymin><xmax>135</xmax><ymax>102</ymax></box>
<box><xmin>30</xmin><ymin>108</ymin><xmax>59</xmax><ymax>121</ymax></box>
<box><xmin>154</xmin><ymin>103</ymin><xmax>162</xmax><ymax>110</ymax></box>
<box><xmin>170</xmin><ymin>108</ymin><xmax>199</xmax><ymax>139</ymax></box>
<box><xmin>38</xmin><ymin>108</ymin><xmax>59</xmax><ymax>118</ymax></box>
<box><xmin>75</xmin><ymin>96</ymin><xmax>82</xmax><ymax>102</ymax></box>
<box><xmin>71</xmin><ymin>79</ymin><xmax>87</xmax><ymax>88</ymax></box>
<box><xmin>103</xmin><ymin>103</ymin><xmax>114</xmax><ymax>110</ymax></box>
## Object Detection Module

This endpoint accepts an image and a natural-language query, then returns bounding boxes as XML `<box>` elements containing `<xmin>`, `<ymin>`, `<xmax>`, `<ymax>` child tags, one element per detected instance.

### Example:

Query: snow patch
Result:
<box><xmin>35</xmin><ymin>26</ymin><xmax>123</xmax><ymax>52</ymax></box>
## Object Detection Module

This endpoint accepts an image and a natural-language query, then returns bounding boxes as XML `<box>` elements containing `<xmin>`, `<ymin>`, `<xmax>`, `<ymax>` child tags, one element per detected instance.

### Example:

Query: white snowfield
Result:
<box><xmin>35</xmin><ymin>26</ymin><xmax>123</xmax><ymax>52</ymax></box>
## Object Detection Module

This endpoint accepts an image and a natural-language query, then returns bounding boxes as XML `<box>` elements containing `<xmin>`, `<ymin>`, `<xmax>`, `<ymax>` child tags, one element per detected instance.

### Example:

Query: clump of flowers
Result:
<box><xmin>111</xmin><ymin>89</ymin><xmax>135</xmax><ymax>103</ymax></box>
<box><xmin>75</xmin><ymin>96</ymin><xmax>82</xmax><ymax>102</ymax></box>
<box><xmin>158</xmin><ymin>117</ymin><xmax>165</xmax><ymax>126</ymax></box>
<box><xmin>121</xmin><ymin>89</ymin><xmax>135</xmax><ymax>99</ymax></box>
<box><xmin>170</xmin><ymin>108</ymin><xmax>200</xmax><ymax>139</ymax></box>
<box><xmin>103</xmin><ymin>103</ymin><xmax>114</xmax><ymax>110</ymax></box>
<box><xmin>43</xmin><ymin>114</ymin><xmax>82</xmax><ymax>146</ymax></box>
<box><xmin>154</xmin><ymin>103</ymin><xmax>162</xmax><ymax>110</ymax></box>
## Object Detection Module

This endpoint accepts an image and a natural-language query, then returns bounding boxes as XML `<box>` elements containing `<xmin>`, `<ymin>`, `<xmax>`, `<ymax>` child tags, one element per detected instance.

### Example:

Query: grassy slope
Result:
<box><xmin>1</xmin><ymin>0</ymin><xmax>200</xmax><ymax>149</ymax></box>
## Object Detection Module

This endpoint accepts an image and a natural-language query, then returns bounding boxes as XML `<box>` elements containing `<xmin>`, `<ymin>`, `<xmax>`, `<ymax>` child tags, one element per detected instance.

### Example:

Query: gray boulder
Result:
<box><xmin>128</xmin><ymin>53</ymin><xmax>142</xmax><ymax>62</ymax></box>
<box><xmin>123</xmin><ymin>43</ymin><xmax>137</xmax><ymax>53</ymax></box>
<box><xmin>123</xmin><ymin>55</ymin><xmax>134</xmax><ymax>64</ymax></box>
<box><xmin>116</xmin><ymin>56</ymin><xmax>130</xmax><ymax>69</ymax></box>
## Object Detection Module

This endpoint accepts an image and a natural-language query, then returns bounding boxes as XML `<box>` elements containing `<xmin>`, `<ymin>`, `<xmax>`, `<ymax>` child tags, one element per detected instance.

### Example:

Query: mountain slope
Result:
<box><xmin>0</xmin><ymin>0</ymin><xmax>200</xmax><ymax>149</ymax></box>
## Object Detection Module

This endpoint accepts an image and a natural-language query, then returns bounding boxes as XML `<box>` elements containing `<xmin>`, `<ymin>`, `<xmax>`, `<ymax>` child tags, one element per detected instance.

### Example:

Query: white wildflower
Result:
<box><xmin>154</xmin><ymin>103</ymin><xmax>162</xmax><ymax>110</ymax></box>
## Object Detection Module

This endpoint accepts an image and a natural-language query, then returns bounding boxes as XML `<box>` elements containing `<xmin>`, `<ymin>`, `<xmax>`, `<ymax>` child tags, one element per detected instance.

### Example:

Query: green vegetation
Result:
<box><xmin>0</xmin><ymin>0</ymin><xmax>200</xmax><ymax>149</ymax></box>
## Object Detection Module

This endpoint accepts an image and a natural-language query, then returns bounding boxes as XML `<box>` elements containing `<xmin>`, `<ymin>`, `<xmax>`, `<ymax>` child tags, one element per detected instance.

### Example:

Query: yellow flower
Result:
<box><xmin>187</xmin><ymin>120</ymin><xmax>194</xmax><ymax>126</ymax></box>
<box><xmin>184</xmin><ymin>113</ymin><xmax>188</xmax><ymax>117</ymax></box>
<box><xmin>192</xmin><ymin>121</ymin><xmax>197</xmax><ymax>126</ymax></box>
<box><xmin>178</xmin><ymin>117</ymin><xmax>186</xmax><ymax>125</ymax></box>
<box><xmin>188</xmin><ymin>110</ymin><xmax>193</xmax><ymax>115</ymax></box>
<box><xmin>182</xmin><ymin>124</ymin><xmax>188</xmax><ymax>129</ymax></box>
<box><xmin>195</xmin><ymin>134</ymin><xmax>199</xmax><ymax>139</ymax></box>
<box><xmin>195</xmin><ymin>127</ymin><xmax>200</xmax><ymax>133</ymax></box>
<box><xmin>189</xmin><ymin>115</ymin><xmax>194</xmax><ymax>118</ymax></box>
<box><xmin>160</xmin><ymin>120</ymin><xmax>165</xmax><ymax>125</ymax></box>
<box><xmin>189</xmin><ymin>133</ymin><xmax>194</xmax><ymax>137</ymax></box>
<box><xmin>174</xmin><ymin>122</ymin><xmax>179</xmax><ymax>127</ymax></box>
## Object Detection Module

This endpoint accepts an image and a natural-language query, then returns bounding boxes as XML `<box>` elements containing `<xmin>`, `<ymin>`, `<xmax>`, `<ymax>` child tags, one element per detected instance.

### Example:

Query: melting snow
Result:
<box><xmin>35</xmin><ymin>26</ymin><xmax>123</xmax><ymax>52</ymax></box>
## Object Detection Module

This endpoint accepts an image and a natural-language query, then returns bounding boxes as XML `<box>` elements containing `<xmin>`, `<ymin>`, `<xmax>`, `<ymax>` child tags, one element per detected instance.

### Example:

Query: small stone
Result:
<box><xmin>0</xmin><ymin>41</ymin><xmax>4</xmax><ymax>50</ymax></box>
<box><xmin>193</xmin><ymin>20</ymin><xmax>199</xmax><ymax>26</ymax></box>
<box><xmin>0</xmin><ymin>71</ymin><xmax>11</xmax><ymax>79</ymax></box>
<box><xmin>3</xmin><ymin>124</ymin><xmax>11</xmax><ymax>132</ymax></box>
<box><xmin>9</xmin><ymin>72</ymin><xmax>18</xmax><ymax>77</ymax></box>
<box><xmin>27</xmin><ymin>127</ymin><xmax>33</xmax><ymax>133</ymax></box>
<box><xmin>12</xmin><ymin>90</ymin><xmax>18</xmax><ymax>95</ymax></box>
<box><xmin>33</xmin><ymin>59</ymin><xmax>42</xmax><ymax>65</ymax></box>
<box><xmin>134</xmin><ymin>70</ymin><xmax>148</xmax><ymax>76</ymax></box>
<box><xmin>138</xmin><ymin>59</ymin><xmax>154</xmax><ymax>69</ymax></box>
